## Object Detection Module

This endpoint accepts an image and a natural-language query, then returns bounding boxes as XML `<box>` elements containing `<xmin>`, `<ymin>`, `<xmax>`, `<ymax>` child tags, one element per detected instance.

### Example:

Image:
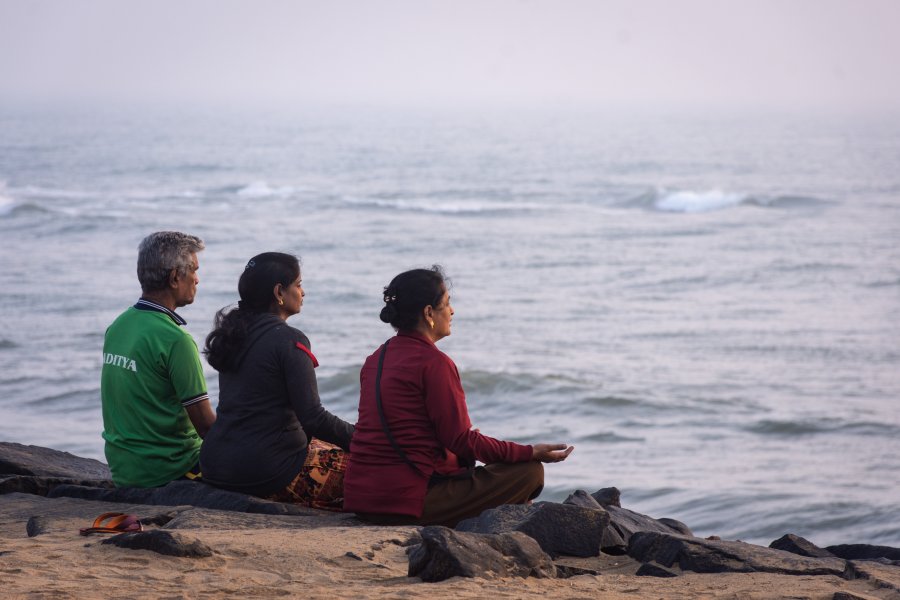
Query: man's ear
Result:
<box><xmin>168</xmin><ymin>268</ymin><xmax>180</xmax><ymax>289</ymax></box>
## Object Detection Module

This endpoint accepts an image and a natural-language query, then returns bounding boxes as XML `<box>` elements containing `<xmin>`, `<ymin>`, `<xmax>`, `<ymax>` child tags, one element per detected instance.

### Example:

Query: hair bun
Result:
<box><xmin>379</xmin><ymin>304</ymin><xmax>397</xmax><ymax>324</ymax></box>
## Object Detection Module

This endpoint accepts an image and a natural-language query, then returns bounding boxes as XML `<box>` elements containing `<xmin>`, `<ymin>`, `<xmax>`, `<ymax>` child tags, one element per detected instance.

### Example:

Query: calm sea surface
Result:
<box><xmin>1</xmin><ymin>106</ymin><xmax>898</xmax><ymax>546</ymax></box>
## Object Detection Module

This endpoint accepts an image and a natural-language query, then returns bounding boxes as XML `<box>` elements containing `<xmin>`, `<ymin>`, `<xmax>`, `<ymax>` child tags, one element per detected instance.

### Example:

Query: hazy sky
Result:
<box><xmin>1</xmin><ymin>0</ymin><xmax>898</xmax><ymax>113</ymax></box>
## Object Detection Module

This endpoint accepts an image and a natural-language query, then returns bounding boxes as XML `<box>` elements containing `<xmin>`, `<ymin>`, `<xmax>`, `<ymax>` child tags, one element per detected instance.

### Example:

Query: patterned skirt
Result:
<box><xmin>264</xmin><ymin>439</ymin><xmax>349</xmax><ymax>511</ymax></box>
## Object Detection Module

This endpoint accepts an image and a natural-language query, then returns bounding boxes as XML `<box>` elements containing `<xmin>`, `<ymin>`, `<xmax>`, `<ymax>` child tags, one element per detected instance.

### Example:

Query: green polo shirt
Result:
<box><xmin>101</xmin><ymin>299</ymin><xmax>208</xmax><ymax>487</ymax></box>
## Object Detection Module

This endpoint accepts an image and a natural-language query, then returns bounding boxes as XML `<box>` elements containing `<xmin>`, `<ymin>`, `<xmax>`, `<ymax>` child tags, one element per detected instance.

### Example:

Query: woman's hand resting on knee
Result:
<box><xmin>532</xmin><ymin>443</ymin><xmax>574</xmax><ymax>463</ymax></box>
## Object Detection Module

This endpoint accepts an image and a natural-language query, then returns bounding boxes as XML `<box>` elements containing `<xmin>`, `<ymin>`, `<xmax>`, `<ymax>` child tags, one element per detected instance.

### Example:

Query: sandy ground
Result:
<box><xmin>0</xmin><ymin>494</ymin><xmax>895</xmax><ymax>600</ymax></box>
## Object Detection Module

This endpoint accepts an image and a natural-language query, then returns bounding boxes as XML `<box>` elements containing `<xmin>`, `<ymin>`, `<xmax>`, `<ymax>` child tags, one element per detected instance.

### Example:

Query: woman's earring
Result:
<box><xmin>278</xmin><ymin>299</ymin><xmax>284</xmax><ymax>306</ymax></box>
<box><xmin>428</xmin><ymin>319</ymin><xmax>435</xmax><ymax>329</ymax></box>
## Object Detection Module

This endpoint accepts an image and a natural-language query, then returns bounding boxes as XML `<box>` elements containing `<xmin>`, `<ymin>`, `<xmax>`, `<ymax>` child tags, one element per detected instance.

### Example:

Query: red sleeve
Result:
<box><xmin>422</xmin><ymin>353</ymin><xmax>532</xmax><ymax>465</ymax></box>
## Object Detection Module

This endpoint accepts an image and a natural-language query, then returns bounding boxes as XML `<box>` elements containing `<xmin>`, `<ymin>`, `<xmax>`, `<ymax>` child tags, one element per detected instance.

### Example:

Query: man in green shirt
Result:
<box><xmin>101</xmin><ymin>231</ymin><xmax>216</xmax><ymax>487</ymax></box>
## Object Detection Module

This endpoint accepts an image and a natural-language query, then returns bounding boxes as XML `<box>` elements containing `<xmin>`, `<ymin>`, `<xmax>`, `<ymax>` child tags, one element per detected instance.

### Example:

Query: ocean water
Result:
<box><xmin>1</xmin><ymin>105</ymin><xmax>898</xmax><ymax>547</ymax></box>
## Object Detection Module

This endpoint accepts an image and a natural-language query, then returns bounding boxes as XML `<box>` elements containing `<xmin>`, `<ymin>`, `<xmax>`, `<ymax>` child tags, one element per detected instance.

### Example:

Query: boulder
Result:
<box><xmin>48</xmin><ymin>480</ymin><xmax>320</xmax><ymax>516</ymax></box>
<box><xmin>407</xmin><ymin>526</ymin><xmax>556</xmax><ymax>582</ymax></box>
<box><xmin>0</xmin><ymin>442</ymin><xmax>111</xmax><ymax>480</ymax></box>
<box><xmin>590</xmin><ymin>487</ymin><xmax>621</xmax><ymax>507</ymax></box>
<box><xmin>658</xmin><ymin>517</ymin><xmax>693</xmax><ymax>536</ymax></box>
<box><xmin>769</xmin><ymin>533</ymin><xmax>835</xmax><ymax>558</ymax></box>
<box><xmin>827</xmin><ymin>544</ymin><xmax>900</xmax><ymax>561</ymax></box>
<box><xmin>101</xmin><ymin>530</ymin><xmax>214</xmax><ymax>558</ymax></box>
<box><xmin>563</xmin><ymin>489</ymin><xmax>603</xmax><ymax>509</ymax></box>
<box><xmin>627</xmin><ymin>531</ymin><xmax>847</xmax><ymax>577</ymax></box>
<box><xmin>602</xmin><ymin>505</ymin><xmax>694</xmax><ymax>554</ymax></box>
<box><xmin>456</xmin><ymin>502</ymin><xmax>609</xmax><ymax>558</ymax></box>
<box><xmin>0</xmin><ymin>475</ymin><xmax>115</xmax><ymax>497</ymax></box>
<box><xmin>561</xmin><ymin>490</ymin><xmax>632</xmax><ymax>554</ymax></box>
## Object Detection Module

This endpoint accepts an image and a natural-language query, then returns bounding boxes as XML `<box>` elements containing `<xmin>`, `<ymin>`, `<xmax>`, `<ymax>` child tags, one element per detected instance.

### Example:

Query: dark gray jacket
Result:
<box><xmin>200</xmin><ymin>313</ymin><xmax>354</xmax><ymax>496</ymax></box>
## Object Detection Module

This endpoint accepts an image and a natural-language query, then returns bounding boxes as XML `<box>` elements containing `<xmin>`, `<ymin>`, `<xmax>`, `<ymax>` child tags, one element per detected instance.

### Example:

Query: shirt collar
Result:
<box><xmin>134</xmin><ymin>298</ymin><xmax>187</xmax><ymax>326</ymax></box>
<box><xmin>397</xmin><ymin>329</ymin><xmax>436</xmax><ymax>347</ymax></box>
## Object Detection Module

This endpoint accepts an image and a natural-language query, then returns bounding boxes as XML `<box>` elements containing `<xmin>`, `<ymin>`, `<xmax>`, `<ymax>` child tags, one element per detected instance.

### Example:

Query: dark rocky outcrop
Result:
<box><xmin>827</xmin><ymin>544</ymin><xmax>900</xmax><ymax>562</ymax></box>
<box><xmin>563</xmin><ymin>489</ymin><xmax>603</xmax><ymax>509</ymax></box>
<box><xmin>101</xmin><ymin>530</ymin><xmax>214</xmax><ymax>558</ymax></box>
<box><xmin>601</xmin><ymin>505</ymin><xmax>693</xmax><ymax>554</ymax></box>
<box><xmin>456</xmin><ymin>502</ymin><xmax>609</xmax><ymax>558</ymax></box>
<box><xmin>658</xmin><ymin>517</ymin><xmax>693</xmax><ymax>536</ymax></box>
<box><xmin>770</xmin><ymin>533</ymin><xmax>836</xmax><ymax>558</ymax></box>
<box><xmin>590</xmin><ymin>486</ymin><xmax>622</xmax><ymax>507</ymax></box>
<box><xmin>0</xmin><ymin>475</ymin><xmax>115</xmax><ymax>497</ymax></box>
<box><xmin>407</xmin><ymin>526</ymin><xmax>556</xmax><ymax>582</ymax></box>
<box><xmin>0</xmin><ymin>442</ymin><xmax>111</xmax><ymax>479</ymax></box>
<box><xmin>627</xmin><ymin>531</ymin><xmax>848</xmax><ymax>577</ymax></box>
<box><xmin>562</xmin><ymin>487</ymin><xmax>693</xmax><ymax>554</ymax></box>
<box><xmin>48</xmin><ymin>480</ymin><xmax>321</xmax><ymax>516</ymax></box>
<box><xmin>0</xmin><ymin>443</ymin><xmax>114</xmax><ymax>497</ymax></box>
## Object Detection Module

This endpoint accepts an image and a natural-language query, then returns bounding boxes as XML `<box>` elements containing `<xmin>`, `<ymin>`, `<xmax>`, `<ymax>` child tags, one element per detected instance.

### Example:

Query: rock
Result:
<box><xmin>161</xmin><ymin>507</ymin><xmax>349</xmax><ymax>530</ymax></box>
<box><xmin>0</xmin><ymin>442</ymin><xmax>111</xmax><ymax>479</ymax></box>
<box><xmin>770</xmin><ymin>533</ymin><xmax>835</xmax><ymax>558</ymax></box>
<box><xmin>635</xmin><ymin>562</ymin><xmax>679</xmax><ymax>577</ymax></box>
<box><xmin>48</xmin><ymin>480</ymin><xmax>320</xmax><ymax>516</ymax></box>
<box><xmin>0</xmin><ymin>475</ymin><xmax>115</xmax><ymax>497</ymax></box>
<box><xmin>101</xmin><ymin>530</ymin><xmax>214</xmax><ymax>558</ymax></box>
<box><xmin>590</xmin><ymin>487</ymin><xmax>621</xmax><ymax>507</ymax></box>
<box><xmin>456</xmin><ymin>502</ymin><xmax>609</xmax><ymax>558</ymax></box>
<box><xmin>599</xmin><ymin>525</ymin><xmax>629</xmax><ymax>555</ymax></box>
<box><xmin>603</xmin><ymin>505</ymin><xmax>694</xmax><ymax>554</ymax></box>
<box><xmin>26</xmin><ymin>516</ymin><xmax>48</xmax><ymax>537</ymax></box>
<box><xmin>658</xmin><ymin>517</ymin><xmax>693</xmax><ymax>536</ymax></box>
<box><xmin>627</xmin><ymin>531</ymin><xmax>848</xmax><ymax>577</ymax></box>
<box><xmin>554</xmin><ymin>564</ymin><xmax>600</xmax><ymax>578</ymax></box>
<box><xmin>407</xmin><ymin>526</ymin><xmax>556</xmax><ymax>582</ymax></box>
<box><xmin>563</xmin><ymin>489</ymin><xmax>603</xmax><ymax>509</ymax></box>
<box><xmin>845</xmin><ymin>560</ymin><xmax>900</xmax><ymax>592</ymax></box>
<box><xmin>827</xmin><ymin>544</ymin><xmax>900</xmax><ymax>561</ymax></box>
<box><xmin>832</xmin><ymin>592</ymin><xmax>882</xmax><ymax>600</ymax></box>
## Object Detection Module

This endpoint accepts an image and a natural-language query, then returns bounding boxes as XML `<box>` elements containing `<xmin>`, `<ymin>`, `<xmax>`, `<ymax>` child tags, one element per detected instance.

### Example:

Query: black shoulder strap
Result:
<box><xmin>375</xmin><ymin>338</ymin><xmax>428</xmax><ymax>478</ymax></box>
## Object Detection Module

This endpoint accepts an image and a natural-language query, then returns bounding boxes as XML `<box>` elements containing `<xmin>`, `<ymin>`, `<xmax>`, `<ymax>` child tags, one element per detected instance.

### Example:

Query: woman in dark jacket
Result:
<box><xmin>343</xmin><ymin>266</ymin><xmax>573</xmax><ymax>527</ymax></box>
<box><xmin>200</xmin><ymin>252</ymin><xmax>353</xmax><ymax>509</ymax></box>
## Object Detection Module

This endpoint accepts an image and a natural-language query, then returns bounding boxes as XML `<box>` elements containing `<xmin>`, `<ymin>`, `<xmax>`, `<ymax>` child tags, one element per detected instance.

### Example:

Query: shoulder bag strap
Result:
<box><xmin>375</xmin><ymin>338</ymin><xmax>428</xmax><ymax>479</ymax></box>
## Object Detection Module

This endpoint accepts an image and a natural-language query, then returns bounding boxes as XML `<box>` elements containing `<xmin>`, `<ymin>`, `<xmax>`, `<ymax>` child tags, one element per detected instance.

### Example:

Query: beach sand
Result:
<box><xmin>1</xmin><ymin>494</ymin><xmax>894</xmax><ymax>599</ymax></box>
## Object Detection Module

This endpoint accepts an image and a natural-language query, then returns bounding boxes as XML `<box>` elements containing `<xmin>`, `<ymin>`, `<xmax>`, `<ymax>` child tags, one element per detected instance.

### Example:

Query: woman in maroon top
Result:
<box><xmin>343</xmin><ymin>266</ymin><xmax>573</xmax><ymax>527</ymax></box>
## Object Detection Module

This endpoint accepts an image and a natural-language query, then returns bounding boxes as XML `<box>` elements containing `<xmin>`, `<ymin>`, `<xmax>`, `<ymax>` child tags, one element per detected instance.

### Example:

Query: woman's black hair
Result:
<box><xmin>380</xmin><ymin>265</ymin><xmax>447</xmax><ymax>331</ymax></box>
<box><xmin>204</xmin><ymin>252</ymin><xmax>300</xmax><ymax>372</ymax></box>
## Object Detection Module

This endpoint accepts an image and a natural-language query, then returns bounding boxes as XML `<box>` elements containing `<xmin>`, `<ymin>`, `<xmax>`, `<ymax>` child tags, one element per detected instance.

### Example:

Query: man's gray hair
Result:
<box><xmin>137</xmin><ymin>231</ymin><xmax>205</xmax><ymax>293</ymax></box>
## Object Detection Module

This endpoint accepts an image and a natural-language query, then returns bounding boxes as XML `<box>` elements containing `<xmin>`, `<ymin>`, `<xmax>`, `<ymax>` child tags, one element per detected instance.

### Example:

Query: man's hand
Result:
<box><xmin>532</xmin><ymin>443</ymin><xmax>574</xmax><ymax>463</ymax></box>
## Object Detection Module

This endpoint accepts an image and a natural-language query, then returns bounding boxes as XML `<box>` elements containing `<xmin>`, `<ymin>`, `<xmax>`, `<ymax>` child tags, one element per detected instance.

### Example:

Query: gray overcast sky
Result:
<box><xmin>1</xmin><ymin>0</ymin><xmax>898</xmax><ymax>113</ymax></box>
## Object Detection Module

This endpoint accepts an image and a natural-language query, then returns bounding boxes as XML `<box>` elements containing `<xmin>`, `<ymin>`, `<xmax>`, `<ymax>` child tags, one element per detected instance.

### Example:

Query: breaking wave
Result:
<box><xmin>342</xmin><ymin>195</ymin><xmax>541</xmax><ymax>215</ymax></box>
<box><xmin>626</xmin><ymin>188</ymin><xmax>831</xmax><ymax>213</ymax></box>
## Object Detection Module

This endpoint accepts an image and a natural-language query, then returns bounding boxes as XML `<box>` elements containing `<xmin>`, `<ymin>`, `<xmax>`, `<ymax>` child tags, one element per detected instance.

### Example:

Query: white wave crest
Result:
<box><xmin>236</xmin><ymin>181</ymin><xmax>297</xmax><ymax>198</ymax></box>
<box><xmin>0</xmin><ymin>193</ymin><xmax>17</xmax><ymax>216</ymax></box>
<box><xmin>654</xmin><ymin>189</ymin><xmax>748</xmax><ymax>213</ymax></box>
<box><xmin>344</xmin><ymin>196</ymin><xmax>540</xmax><ymax>215</ymax></box>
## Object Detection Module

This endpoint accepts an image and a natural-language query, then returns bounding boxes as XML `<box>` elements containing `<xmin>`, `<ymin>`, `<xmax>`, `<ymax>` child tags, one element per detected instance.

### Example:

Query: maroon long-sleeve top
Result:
<box><xmin>343</xmin><ymin>330</ymin><xmax>533</xmax><ymax>518</ymax></box>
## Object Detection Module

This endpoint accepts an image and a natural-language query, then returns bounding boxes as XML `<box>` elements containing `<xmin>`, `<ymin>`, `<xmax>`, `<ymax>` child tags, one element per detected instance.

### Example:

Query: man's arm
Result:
<box><xmin>185</xmin><ymin>399</ymin><xmax>216</xmax><ymax>438</ymax></box>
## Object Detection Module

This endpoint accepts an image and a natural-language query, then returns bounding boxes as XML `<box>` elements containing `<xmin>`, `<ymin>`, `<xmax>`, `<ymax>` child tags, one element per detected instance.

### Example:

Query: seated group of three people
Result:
<box><xmin>101</xmin><ymin>231</ymin><xmax>572</xmax><ymax>527</ymax></box>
